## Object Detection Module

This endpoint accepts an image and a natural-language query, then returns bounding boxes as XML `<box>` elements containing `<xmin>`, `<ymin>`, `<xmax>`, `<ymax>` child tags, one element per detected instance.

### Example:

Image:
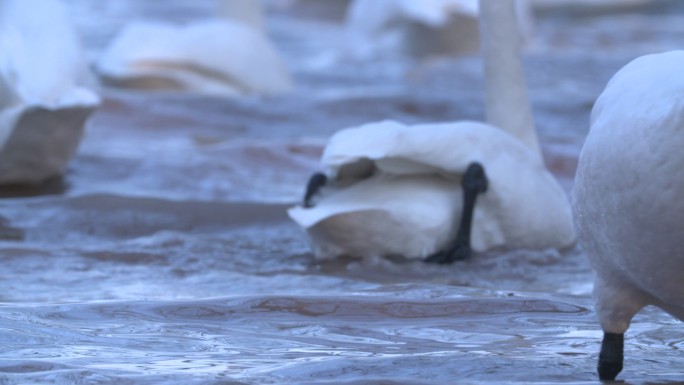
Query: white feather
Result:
<box><xmin>96</xmin><ymin>19</ymin><xmax>292</xmax><ymax>96</ymax></box>
<box><xmin>289</xmin><ymin>1</ymin><xmax>574</xmax><ymax>260</ymax></box>
<box><xmin>289</xmin><ymin>120</ymin><xmax>575</xmax><ymax>259</ymax></box>
<box><xmin>573</xmin><ymin>50</ymin><xmax>684</xmax><ymax>334</ymax></box>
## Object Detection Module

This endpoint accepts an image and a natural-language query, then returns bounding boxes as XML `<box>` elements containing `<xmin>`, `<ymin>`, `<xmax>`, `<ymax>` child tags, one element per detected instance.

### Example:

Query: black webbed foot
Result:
<box><xmin>303</xmin><ymin>172</ymin><xmax>328</xmax><ymax>208</ymax></box>
<box><xmin>423</xmin><ymin>162</ymin><xmax>488</xmax><ymax>265</ymax></box>
<box><xmin>598</xmin><ymin>332</ymin><xmax>624</xmax><ymax>381</ymax></box>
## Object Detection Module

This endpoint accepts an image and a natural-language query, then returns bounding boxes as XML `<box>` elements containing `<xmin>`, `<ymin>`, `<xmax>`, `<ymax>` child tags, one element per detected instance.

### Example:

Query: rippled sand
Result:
<box><xmin>1</xmin><ymin>1</ymin><xmax>683</xmax><ymax>384</ymax></box>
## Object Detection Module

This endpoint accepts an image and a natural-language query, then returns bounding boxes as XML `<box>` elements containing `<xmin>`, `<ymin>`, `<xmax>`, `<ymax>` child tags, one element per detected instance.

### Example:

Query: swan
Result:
<box><xmin>0</xmin><ymin>0</ymin><xmax>100</xmax><ymax>185</ymax></box>
<box><xmin>96</xmin><ymin>0</ymin><xmax>292</xmax><ymax>96</ymax></box>
<box><xmin>344</xmin><ymin>0</ymin><xmax>533</xmax><ymax>59</ymax></box>
<box><xmin>573</xmin><ymin>50</ymin><xmax>684</xmax><ymax>381</ymax></box>
<box><xmin>288</xmin><ymin>0</ymin><xmax>575</xmax><ymax>262</ymax></box>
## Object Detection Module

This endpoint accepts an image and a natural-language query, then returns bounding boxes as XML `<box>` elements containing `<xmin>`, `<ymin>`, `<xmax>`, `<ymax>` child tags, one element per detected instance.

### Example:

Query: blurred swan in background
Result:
<box><xmin>573</xmin><ymin>50</ymin><xmax>684</xmax><ymax>381</ymax></box>
<box><xmin>344</xmin><ymin>0</ymin><xmax>533</xmax><ymax>59</ymax></box>
<box><xmin>96</xmin><ymin>0</ymin><xmax>293</xmax><ymax>96</ymax></box>
<box><xmin>288</xmin><ymin>0</ymin><xmax>575</xmax><ymax>261</ymax></box>
<box><xmin>0</xmin><ymin>0</ymin><xmax>99</xmax><ymax>185</ymax></box>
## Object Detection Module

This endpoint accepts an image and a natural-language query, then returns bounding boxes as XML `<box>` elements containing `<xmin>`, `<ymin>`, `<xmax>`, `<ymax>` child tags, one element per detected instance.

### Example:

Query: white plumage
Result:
<box><xmin>289</xmin><ymin>120</ymin><xmax>575</xmax><ymax>259</ymax></box>
<box><xmin>0</xmin><ymin>0</ymin><xmax>99</xmax><ymax>184</ymax></box>
<box><xmin>96</xmin><ymin>3</ymin><xmax>292</xmax><ymax>96</ymax></box>
<box><xmin>289</xmin><ymin>0</ymin><xmax>574</xmax><ymax>261</ymax></box>
<box><xmin>573</xmin><ymin>50</ymin><xmax>684</xmax><ymax>379</ymax></box>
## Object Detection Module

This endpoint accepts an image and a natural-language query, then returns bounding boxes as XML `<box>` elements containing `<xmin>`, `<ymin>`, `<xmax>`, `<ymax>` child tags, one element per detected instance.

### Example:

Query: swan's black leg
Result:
<box><xmin>303</xmin><ymin>172</ymin><xmax>328</xmax><ymax>208</ymax></box>
<box><xmin>598</xmin><ymin>332</ymin><xmax>623</xmax><ymax>381</ymax></box>
<box><xmin>425</xmin><ymin>162</ymin><xmax>488</xmax><ymax>264</ymax></box>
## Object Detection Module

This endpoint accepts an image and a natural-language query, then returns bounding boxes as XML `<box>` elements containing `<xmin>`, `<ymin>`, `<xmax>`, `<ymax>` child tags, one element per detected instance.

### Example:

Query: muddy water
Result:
<box><xmin>1</xmin><ymin>1</ymin><xmax>683</xmax><ymax>384</ymax></box>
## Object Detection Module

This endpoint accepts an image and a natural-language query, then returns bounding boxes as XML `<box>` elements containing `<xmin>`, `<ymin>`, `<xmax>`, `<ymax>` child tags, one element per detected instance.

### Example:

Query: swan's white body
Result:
<box><xmin>96</xmin><ymin>12</ymin><xmax>292</xmax><ymax>96</ymax></box>
<box><xmin>289</xmin><ymin>120</ymin><xmax>575</xmax><ymax>259</ymax></box>
<box><xmin>289</xmin><ymin>0</ymin><xmax>575</xmax><ymax>260</ymax></box>
<box><xmin>289</xmin><ymin>0</ymin><xmax>574</xmax><ymax>260</ymax></box>
<box><xmin>573</xmin><ymin>51</ymin><xmax>684</xmax><ymax>334</ymax></box>
<box><xmin>344</xmin><ymin>0</ymin><xmax>533</xmax><ymax>59</ymax></box>
<box><xmin>0</xmin><ymin>0</ymin><xmax>99</xmax><ymax>184</ymax></box>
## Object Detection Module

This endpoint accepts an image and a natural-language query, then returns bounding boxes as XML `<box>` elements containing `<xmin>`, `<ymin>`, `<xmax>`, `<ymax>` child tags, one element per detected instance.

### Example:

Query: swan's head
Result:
<box><xmin>462</xmin><ymin>162</ymin><xmax>488</xmax><ymax>194</ymax></box>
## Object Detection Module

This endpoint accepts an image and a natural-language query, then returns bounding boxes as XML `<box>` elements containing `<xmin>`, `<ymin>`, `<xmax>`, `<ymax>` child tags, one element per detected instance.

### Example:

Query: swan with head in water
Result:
<box><xmin>288</xmin><ymin>0</ymin><xmax>575</xmax><ymax>262</ymax></box>
<box><xmin>0</xmin><ymin>0</ymin><xmax>99</xmax><ymax>185</ymax></box>
<box><xmin>573</xmin><ymin>50</ymin><xmax>684</xmax><ymax>381</ymax></box>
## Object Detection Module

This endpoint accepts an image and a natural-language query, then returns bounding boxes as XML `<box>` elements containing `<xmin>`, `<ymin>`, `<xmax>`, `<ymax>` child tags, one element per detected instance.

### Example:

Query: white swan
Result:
<box><xmin>217</xmin><ymin>0</ymin><xmax>265</xmax><ymax>30</ymax></box>
<box><xmin>96</xmin><ymin>0</ymin><xmax>292</xmax><ymax>96</ymax></box>
<box><xmin>0</xmin><ymin>0</ymin><xmax>100</xmax><ymax>185</ymax></box>
<box><xmin>288</xmin><ymin>0</ymin><xmax>575</xmax><ymax>261</ymax></box>
<box><xmin>573</xmin><ymin>50</ymin><xmax>684</xmax><ymax>381</ymax></box>
<box><xmin>344</xmin><ymin>0</ymin><xmax>533</xmax><ymax>59</ymax></box>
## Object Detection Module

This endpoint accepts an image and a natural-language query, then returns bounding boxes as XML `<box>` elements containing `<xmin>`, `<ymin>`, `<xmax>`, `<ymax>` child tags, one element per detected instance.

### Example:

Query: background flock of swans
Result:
<box><xmin>0</xmin><ymin>0</ymin><xmax>680</xmax><ymax>381</ymax></box>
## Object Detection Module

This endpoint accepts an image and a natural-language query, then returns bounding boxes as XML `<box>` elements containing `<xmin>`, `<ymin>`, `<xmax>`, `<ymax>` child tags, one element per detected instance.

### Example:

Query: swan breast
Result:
<box><xmin>574</xmin><ymin>50</ymin><xmax>684</xmax><ymax>307</ymax></box>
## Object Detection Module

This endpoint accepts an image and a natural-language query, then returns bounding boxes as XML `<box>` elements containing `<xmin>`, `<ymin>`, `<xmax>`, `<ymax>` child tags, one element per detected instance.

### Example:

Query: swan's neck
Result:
<box><xmin>218</xmin><ymin>0</ymin><xmax>264</xmax><ymax>31</ymax></box>
<box><xmin>479</xmin><ymin>0</ymin><xmax>541</xmax><ymax>160</ymax></box>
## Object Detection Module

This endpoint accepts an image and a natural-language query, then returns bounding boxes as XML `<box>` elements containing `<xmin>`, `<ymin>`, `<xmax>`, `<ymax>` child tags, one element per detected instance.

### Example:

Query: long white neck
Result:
<box><xmin>479</xmin><ymin>0</ymin><xmax>541</xmax><ymax>161</ymax></box>
<box><xmin>218</xmin><ymin>0</ymin><xmax>264</xmax><ymax>31</ymax></box>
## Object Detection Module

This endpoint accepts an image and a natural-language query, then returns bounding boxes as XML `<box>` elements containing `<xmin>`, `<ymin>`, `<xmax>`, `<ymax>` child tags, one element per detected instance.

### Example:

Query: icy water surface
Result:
<box><xmin>1</xmin><ymin>1</ymin><xmax>683</xmax><ymax>384</ymax></box>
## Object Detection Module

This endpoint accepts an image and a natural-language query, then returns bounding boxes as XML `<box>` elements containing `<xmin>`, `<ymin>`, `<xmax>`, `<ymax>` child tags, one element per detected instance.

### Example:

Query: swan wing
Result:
<box><xmin>299</xmin><ymin>120</ymin><xmax>574</xmax><ymax>254</ymax></box>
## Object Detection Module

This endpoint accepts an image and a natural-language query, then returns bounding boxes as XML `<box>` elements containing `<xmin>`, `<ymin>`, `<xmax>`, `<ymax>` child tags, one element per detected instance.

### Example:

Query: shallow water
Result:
<box><xmin>1</xmin><ymin>1</ymin><xmax>683</xmax><ymax>384</ymax></box>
